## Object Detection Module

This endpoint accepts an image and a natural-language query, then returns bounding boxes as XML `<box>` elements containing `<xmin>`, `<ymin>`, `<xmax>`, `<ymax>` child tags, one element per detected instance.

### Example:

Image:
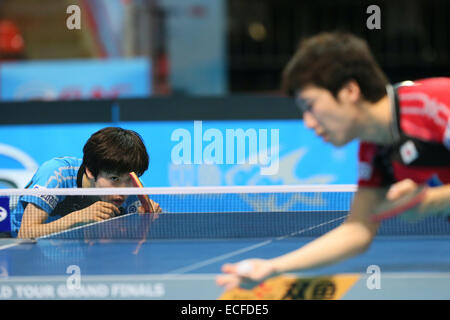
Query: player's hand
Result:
<box><xmin>384</xmin><ymin>179</ymin><xmax>427</xmax><ymax>222</ymax></box>
<box><xmin>75</xmin><ymin>201</ymin><xmax>121</xmax><ymax>223</ymax></box>
<box><xmin>386</xmin><ymin>179</ymin><xmax>418</xmax><ymax>201</ymax></box>
<box><xmin>138</xmin><ymin>199</ymin><xmax>162</xmax><ymax>219</ymax></box>
<box><xmin>216</xmin><ymin>259</ymin><xmax>276</xmax><ymax>291</ymax></box>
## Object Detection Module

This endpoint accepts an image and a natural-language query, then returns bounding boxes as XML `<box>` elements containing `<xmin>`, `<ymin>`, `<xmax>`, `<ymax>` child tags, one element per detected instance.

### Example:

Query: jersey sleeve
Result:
<box><xmin>20</xmin><ymin>158</ymin><xmax>70</xmax><ymax>214</ymax></box>
<box><xmin>398</xmin><ymin>78</ymin><xmax>450</xmax><ymax>149</ymax></box>
<box><xmin>357</xmin><ymin>142</ymin><xmax>386</xmax><ymax>188</ymax></box>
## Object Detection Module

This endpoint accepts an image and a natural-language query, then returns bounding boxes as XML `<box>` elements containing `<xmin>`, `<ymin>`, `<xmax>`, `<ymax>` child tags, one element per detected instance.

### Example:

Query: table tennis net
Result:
<box><xmin>1</xmin><ymin>185</ymin><xmax>448</xmax><ymax>240</ymax></box>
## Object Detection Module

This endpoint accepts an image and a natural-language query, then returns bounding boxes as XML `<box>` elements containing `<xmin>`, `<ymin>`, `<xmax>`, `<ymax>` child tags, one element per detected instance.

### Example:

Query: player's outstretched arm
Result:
<box><xmin>268</xmin><ymin>187</ymin><xmax>382</xmax><ymax>272</ymax></box>
<box><xmin>217</xmin><ymin>187</ymin><xmax>384</xmax><ymax>290</ymax></box>
<box><xmin>18</xmin><ymin>201</ymin><xmax>120</xmax><ymax>239</ymax></box>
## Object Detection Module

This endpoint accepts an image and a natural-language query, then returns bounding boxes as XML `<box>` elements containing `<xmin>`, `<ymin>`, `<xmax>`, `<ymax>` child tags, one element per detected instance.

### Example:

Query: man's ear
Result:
<box><xmin>85</xmin><ymin>167</ymin><xmax>95</xmax><ymax>180</ymax></box>
<box><xmin>338</xmin><ymin>80</ymin><xmax>362</xmax><ymax>104</ymax></box>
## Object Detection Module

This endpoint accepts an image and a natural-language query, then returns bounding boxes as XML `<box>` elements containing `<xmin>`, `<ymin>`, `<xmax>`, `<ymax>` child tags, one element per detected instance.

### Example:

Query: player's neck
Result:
<box><xmin>358</xmin><ymin>95</ymin><xmax>397</xmax><ymax>145</ymax></box>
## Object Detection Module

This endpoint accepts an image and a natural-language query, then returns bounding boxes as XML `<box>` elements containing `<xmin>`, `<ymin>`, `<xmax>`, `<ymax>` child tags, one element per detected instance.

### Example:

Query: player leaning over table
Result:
<box><xmin>11</xmin><ymin>126</ymin><xmax>161</xmax><ymax>239</ymax></box>
<box><xmin>217</xmin><ymin>32</ymin><xmax>450</xmax><ymax>290</ymax></box>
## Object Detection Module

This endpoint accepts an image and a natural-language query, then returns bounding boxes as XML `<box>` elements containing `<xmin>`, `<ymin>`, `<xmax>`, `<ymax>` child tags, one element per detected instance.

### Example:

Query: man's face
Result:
<box><xmin>89</xmin><ymin>171</ymin><xmax>133</xmax><ymax>207</ymax></box>
<box><xmin>296</xmin><ymin>85</ymin><xmax>359</xmax><ymax>146</ymax></box>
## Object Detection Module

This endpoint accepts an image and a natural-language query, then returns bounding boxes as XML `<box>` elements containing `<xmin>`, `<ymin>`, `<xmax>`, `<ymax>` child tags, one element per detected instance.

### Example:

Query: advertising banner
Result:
<box><xmin>0</xmin><ymin>58</ymin><xmax>151</xmax><ymax>101</ymax></box>
<box><xmin>0</xmin><ymin>120</ymin><xmax>358</xmax><ymax>188</ymax></box>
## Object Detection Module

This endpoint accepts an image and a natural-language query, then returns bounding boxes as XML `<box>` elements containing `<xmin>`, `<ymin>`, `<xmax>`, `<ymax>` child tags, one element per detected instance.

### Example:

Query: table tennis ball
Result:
<box><xmin>236</xmin><ymin>260</ymin><xmax>253</xmax><ymax>275</ymax></box>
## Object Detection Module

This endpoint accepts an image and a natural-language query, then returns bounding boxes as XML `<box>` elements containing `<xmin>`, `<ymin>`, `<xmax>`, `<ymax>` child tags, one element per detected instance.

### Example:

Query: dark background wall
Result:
<box><xmin>227</xmin><ymin>0</ymin><xmax>450</xmax><ymax>92</ymax></box>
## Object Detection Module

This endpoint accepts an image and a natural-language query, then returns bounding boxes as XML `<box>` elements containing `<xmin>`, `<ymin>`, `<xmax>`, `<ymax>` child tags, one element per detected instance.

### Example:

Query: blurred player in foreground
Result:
<box><xmin>217</xmin><ymin>32</ymin><xmax>450</xmax><ymax>290</ymax></box>
<box><xmin>11</xmin><ymin>127</ymin><xmax>161</xmax><ymax>239</ymax></box>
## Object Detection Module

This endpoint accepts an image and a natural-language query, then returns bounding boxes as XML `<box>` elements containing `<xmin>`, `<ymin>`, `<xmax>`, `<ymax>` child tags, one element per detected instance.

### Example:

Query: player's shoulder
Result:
<box><xmin>395</xmin><ymin>77</ymin><xmax>450</xmax><ymax>143</ymax></box>
<box><xmin>31</xmin><ymin>157</ymin><xmax>81</xmax><ymax>188</ymax></box>
<box><xmin>409</xmin><ymin>77</ymin><xmax>450</xmax><ymax>88</ymax></box>
<box><xmin>39</xmin><ymin>157</ymin><xmax>82</xmax><ymax>171</ymax></box>
<box><xmin>396</xmin><ymin>77</ymin><xmax>450</xmax><ymax>102</ymax></box>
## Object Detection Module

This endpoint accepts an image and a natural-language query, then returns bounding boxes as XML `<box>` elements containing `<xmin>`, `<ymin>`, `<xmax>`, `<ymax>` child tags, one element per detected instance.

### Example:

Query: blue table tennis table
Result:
<box><xmin>0</xmin><ymin>209</ymin><xmax>449</xmax><ymax>300</ymax></box>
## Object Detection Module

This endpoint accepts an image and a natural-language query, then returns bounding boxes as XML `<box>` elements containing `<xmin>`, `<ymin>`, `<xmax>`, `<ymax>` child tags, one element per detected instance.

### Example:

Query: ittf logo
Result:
<box><xmin>0</xmin><ymin>197</ymin><xmax>10</xmax><ymax>233</ymax></box>
<box><xmin>0</xmin><ymin>206</ymin><xmax>7</xmax><ymax>222</ymax></box>
<box><xmin>400</xmin><ymin>140</ymin><xmax>418</xmax><ymax>164</ymax></box>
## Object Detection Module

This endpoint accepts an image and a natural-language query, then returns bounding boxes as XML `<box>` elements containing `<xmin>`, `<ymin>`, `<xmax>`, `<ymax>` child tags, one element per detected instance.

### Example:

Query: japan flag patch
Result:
<box><xmin>400</xmin><ymin>140</ymin><xmax>418</xmax><ymax>164</ymax></box>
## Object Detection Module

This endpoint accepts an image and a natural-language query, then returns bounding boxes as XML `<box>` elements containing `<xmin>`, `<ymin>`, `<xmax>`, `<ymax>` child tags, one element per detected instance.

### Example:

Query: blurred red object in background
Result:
<box><xmin>0</xmin><ymin>20</ymin><xmax>25</xmax><ymax>59</ymax></box>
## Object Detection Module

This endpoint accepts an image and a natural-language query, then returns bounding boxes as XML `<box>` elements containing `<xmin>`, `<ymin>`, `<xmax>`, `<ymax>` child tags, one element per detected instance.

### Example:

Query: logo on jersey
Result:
<box><xmin>358</xmin><ymin>162</ymin><xmax>373</xmax><ymax>180</ymax></box>
<box><xmin>128</xmin><ymin>203</ymin><xmax>139</xmax><ymax>214</ymax></box>
<box><xmin>400</xmin><ymin>140</ymin><xmax>418</xmax><ymax>164</ymax></box>
<box><xmin>33</xmin><ymin>185</ymin><xmax>58</xmax><ymax>209</ymax></box>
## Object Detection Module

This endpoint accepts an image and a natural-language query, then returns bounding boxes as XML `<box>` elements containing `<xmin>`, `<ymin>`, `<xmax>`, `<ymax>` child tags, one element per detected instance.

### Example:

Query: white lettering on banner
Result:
<box><xmin>0</xmin><ymin>285</ymin><xmax>13</xmax><ymax>299</ymax></box>
<box><xmin>57</xmin><ymin>284</ymin><xmax>109</xmax><ymax>298</ymax></box>
<box><xmin>110</xmin><ymin>283</ymin><xmax>165</xmax><ymax>298</ymax></box>
<box><xmin>0</xmin><ymin>283</ymin><xmax>166</xmax><ymax>299</ymax></box>
<box><xmin>14</xmin><ymin>285</ymin><xmax>55</xmax><ymax>299</ymax></box>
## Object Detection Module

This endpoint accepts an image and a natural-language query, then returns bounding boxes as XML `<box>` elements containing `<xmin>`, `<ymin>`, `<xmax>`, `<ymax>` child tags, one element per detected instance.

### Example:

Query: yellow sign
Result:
<box><xmin>219</xmin><ymin>274</ymin><xmax>360</xmax><ymax>300</ymax></box>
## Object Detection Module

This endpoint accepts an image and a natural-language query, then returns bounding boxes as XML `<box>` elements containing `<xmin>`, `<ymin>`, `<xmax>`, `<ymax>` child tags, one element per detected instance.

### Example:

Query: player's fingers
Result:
<box><xmin>99</xmin><ymin>209</ymin><xmax>117</xmax><ymax>218</ymax></box>
<box><xmin>386</xmin><ymin>179</ymin><xmax>417</xmax><ymax>200</ymax></box>
<box><xmin>152</xmin><ymin>203</ymin><xmax>162</xmax><ymax>220</ymax></box>
<box><xmin>102</xmin><ymin>203</ymin><xmax>121</xmax><ymax>217</ymax></box>
<box><xmin>137</xmin><ymin>204</ymin><xmax>152</xmax><ymax>217</ymax></box>
<box><xmin>149</xmin><ymin>200</ymin><xmax>161</xmax><ymax>213</ymax></box>
<box><xmin>95</xmin><ymin>212</ymin><xmax>113</xmax><ymax>220</ymax></box>
<box><xmin>216</xmin><ymin>274</ymin><xmax>241</xmax><ymax>290</ymax></box>
<box><xmin>221</xmin><ymin>263</ymin><xmax>237</xmax><ymax>274</ymax></box>
<box><xmin>93</xmin><ymin>204</ymin><xmax>116</xmax><ymax>219</ymax></box>
<box><xmin>97</xmin><ymin>201</ymin><xmax>121</xmax><ymax>216</ymax></box>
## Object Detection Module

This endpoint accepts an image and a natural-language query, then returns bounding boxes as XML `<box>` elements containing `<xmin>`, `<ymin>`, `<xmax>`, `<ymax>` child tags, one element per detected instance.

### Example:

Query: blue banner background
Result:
<box><xmin>0</xmin><ymin>120</ymin><xmax>358</xmax><ymax>188</ymax></box>
<box><xmin>0</xmin><ymin>58</ymin><xmax>151</xmax><ymax>101</ymax></box>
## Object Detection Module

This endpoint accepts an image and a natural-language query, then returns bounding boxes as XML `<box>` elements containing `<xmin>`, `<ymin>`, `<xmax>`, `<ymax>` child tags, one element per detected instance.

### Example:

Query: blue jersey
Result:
<box><xmin>11</xmin><ymin>157</ymin><xmax>140</xmax><ymax>237</ymax></box>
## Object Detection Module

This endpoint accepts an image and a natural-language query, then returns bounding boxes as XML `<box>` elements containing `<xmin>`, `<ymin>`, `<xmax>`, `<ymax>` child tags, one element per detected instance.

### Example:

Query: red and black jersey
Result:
<box><xmin>358</xmin><ymin>77</ymin><xmax>450</xmax><ymax>187</ymax></box>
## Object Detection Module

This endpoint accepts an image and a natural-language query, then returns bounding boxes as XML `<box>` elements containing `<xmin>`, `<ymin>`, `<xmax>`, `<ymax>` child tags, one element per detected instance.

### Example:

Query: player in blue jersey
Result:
<box><xmin>11</xmin><ymin>127</ymin><xmax>161</xmax><ymax>238</ymax></box>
